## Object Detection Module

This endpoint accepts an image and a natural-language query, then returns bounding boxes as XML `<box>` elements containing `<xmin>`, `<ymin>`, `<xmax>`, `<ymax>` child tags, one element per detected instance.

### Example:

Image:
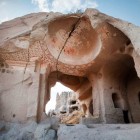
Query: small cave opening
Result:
<box><xmin>138</xmin><ymin>92</ymin><xmax>140</xmax><ymax>104</ymax></box>
<box><xmin>112</xmin><ymin>93</ymin><xmax>121</xmax><ymax>108</ymax></box>
<box><xmin>13</xmin><ymin>114</ymin><xmax>16</xmax><ymax>118</ymax></box>
<box><xmin>112</xmin><ymin>93</ymin><xmax>130</xmax><ymax>123</ymax></box>
<box><xmin>123</xmin><ymin>110</ymin><xmax>130</xmax><ymax>123</ymax></box>
<box><xmin>103</xmin><ymin>53</ymin><xmax>140</xmax><ymax>123</ymax></box>
<box><xmin>89</xmin><ymin>100</ymin><xmax>93</xmax><ymax>116</ymax></box>
<box><xmin>70</xmin><ymin>100</ymin><xmax>76</xmax><ymax>105</ymax></box>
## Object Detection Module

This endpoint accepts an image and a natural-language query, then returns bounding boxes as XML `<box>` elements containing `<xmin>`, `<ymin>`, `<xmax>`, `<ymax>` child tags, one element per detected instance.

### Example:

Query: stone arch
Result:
<box><xmin>47</xmin><ymin>71</ymin><xmax>92</xmax><ymax>118</ymax></box>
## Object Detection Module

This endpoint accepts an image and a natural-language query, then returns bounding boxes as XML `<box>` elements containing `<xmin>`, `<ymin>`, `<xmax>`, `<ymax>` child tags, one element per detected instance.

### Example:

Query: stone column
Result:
<box><xmin>88</xmin><ymin>73</ymin><xmax>105</xmax><ymax>123</ymax></box>
<box><xmin>89</xmin><ymin>74</ymin><xmax>100</xmax><ymax>117</ymax></box>
<box><xmin>27</xmin><ymin>60</ymin><xmax>41</xmax><ymax>121</ymax></box>
<box><xmin>37</xmin><ymin>64</ymin><xmax>51</xmax><ymax>122</ymax></box>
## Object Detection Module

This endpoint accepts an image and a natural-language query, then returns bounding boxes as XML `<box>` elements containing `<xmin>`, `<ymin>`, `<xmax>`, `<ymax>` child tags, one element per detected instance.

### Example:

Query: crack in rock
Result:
<box><xmin>56</xmin><ymin>18</ymin><xmax>81</xmax><ymax>73</ymax></box>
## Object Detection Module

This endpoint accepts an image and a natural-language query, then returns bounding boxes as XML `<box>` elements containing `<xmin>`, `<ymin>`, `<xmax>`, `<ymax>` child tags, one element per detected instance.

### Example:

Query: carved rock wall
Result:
<box><xmin>0</xmin><ymin>9</ymin><xmax>140</xmax><ymax>124</ymax></box>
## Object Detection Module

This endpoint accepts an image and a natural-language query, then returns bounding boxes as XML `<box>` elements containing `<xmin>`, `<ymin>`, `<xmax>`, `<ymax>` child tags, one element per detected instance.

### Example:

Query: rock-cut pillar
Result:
<box><xmin>27</xmin><ymin>60</ymin><xmax>41</xmax><ymax>121</ymax></box>
<box><xmin>37</xmin><ymin>64</ymin><xmax>50</xmax><ymax>122</ymax></box>
<box><xmin>88</xmin><ymin>73</ymin><xmax>106</xmax><ymax>123</ymax></box>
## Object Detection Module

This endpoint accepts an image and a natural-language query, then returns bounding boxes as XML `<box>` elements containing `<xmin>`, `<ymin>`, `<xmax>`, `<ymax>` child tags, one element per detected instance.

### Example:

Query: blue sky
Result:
<box><xmin>0</xmin><ymin>0</ymin><xmax>140</xmax><ymax>26</ymax></box>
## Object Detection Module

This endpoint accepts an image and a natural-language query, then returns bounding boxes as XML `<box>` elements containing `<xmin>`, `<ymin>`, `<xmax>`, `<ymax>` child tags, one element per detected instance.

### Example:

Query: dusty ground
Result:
<box><xmin>1</xmin><ymin>119</ymin><xmax>140</xmax><ymax>140</ymax></box>
<box><xmin>58</xmin><ymin>124</ymin><xmax>140</xmax><ymax>140</ymax></box>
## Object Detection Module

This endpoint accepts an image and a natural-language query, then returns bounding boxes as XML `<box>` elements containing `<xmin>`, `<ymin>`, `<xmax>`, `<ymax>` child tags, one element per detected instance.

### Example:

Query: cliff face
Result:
<box><xmin>0</xmin><ymin>8</ymin><xmax>140</xmax><ymax>125</ymax></box>
<box><xmin>55</xmin><ymin>92</ymin><xmax>73</xmax><ymax>113</ymax></box>
<box><xmin>1</xmin><ymin>8</ymin><xmax>140</xmax><ymax>140</ymax></box>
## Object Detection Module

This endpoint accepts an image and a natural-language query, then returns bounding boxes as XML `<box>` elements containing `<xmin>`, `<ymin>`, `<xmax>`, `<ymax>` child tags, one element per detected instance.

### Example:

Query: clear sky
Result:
<box><xmin>0</xmin><ymin>0</ymin><xmax>140</xmax><ymax>26</ymax></box>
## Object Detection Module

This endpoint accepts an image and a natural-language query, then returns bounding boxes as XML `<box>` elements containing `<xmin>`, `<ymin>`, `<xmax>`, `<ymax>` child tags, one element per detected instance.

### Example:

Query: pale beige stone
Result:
<box><xmin>0</xmin><ymin>8</ymin><xmax>140</xmax><ymax>125</ymax></box>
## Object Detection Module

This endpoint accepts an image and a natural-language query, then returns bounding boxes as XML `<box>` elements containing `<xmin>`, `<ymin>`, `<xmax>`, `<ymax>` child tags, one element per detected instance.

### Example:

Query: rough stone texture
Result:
<box><xmin>60</xmin><ymin>110</ymin><xmax>84</xmax><ymax>124</ymax></box>
<box><xmin>58</xmin><ymin>124</ymin><xmax>140</xmax><ymax>140</ymax></box>
<box><xmin>0</xmin><ymin>121</ymin><xmax>57</xmax><ymax>140</ymax></box>
<box><xmin>55</xmin><ymin>91</ymin><xmax>80</xmax><ymax>113</ymax></box>
<box><xmin>34</xmin><ymin>124</ymin><xmax>56</xmax><ymax>140</ymax></box>
<box><xmin>55</xmin><ymin>91</ymin><xmax>74</xmax><ymax>113</ymax></box>
<box><xmin>0</xmin><ymin>8</ymin><xmax>140</xmax><ymax>126</ymax></box>
<box><xmin>1</xmin><ymin>121</ymin><xmax>140</xmax><ymax>140</ymax></box>
<box><xmin>0</xmin><ymin>64</ymin><xmax>40</xmax><ymax>122</ymax></box>
<box><xmin>50</xmin><ymin>91</ymin><xmax>84</xmax><ymax>124</ymax></box>
<box><xmin>1</xmin><ymin>8</ymin><xmax>140</xmax><ymax>140</ymax></box>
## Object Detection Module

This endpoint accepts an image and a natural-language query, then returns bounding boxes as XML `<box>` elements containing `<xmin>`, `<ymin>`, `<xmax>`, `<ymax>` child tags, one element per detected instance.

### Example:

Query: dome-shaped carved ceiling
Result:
<box><xmin>46</xmin><ymin>16</ymin><xmax>102</xmax><ymax>65</ymax></box>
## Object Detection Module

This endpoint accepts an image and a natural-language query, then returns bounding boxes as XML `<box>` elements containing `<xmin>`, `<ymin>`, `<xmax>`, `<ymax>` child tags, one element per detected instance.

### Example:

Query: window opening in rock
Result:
<box><xmin>112</xmin><ymin>93</ymin><xmax>121</xmax><ymax>108</ymax></box>
<box><xmin>138</xmin><ymin>92</ymin><xmax>140</xmax><ymax>104</ymax></box>
<box><xmin>70</xmin><ymin>100</ymin><xmax>76</xmax><ymax>104</ymax></box>
<box><xmin>112</xmin><ymin>93</ymin><xmax>130</xmax><ymax>123</ymax></box>
<box><xmin>89</xmin><ymin>100</ymin><xmax>93</xmax><ymax>115</ymax></box>
<box><xmin>123</xmin><ymin>110</ymin><xmax>130</xmax><ymax>123</ymax></box>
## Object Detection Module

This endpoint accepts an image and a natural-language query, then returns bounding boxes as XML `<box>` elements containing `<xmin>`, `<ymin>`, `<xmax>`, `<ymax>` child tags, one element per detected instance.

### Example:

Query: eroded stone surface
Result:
<box><xmin>0</xmin><ymin>121</ymin><xmax>57</xmax><ymax>140</ymax></box>
<box><xmin>50</xmin><ymin>91</ymin><xmax>83</xmax><ymax>124</ymax></box>
<box><xmin>0</xmin><ymin>8</ymin><xmax>140</xmax><ymax>126</ymax></box>
<box><xmin>58</xmin><ymin>124</ymin><xmax>140</xmax><ymax>140</ymax></box>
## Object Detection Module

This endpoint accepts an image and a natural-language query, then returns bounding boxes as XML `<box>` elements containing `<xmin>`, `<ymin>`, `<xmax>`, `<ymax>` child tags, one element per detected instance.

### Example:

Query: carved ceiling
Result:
<box><xmin>0</xmin><ymin>12</ymin><xmax>133</xmax><ymax>76</ymax></box>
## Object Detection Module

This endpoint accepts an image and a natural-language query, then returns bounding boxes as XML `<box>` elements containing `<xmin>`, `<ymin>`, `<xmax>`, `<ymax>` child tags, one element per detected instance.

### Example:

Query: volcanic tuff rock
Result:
<box><xmin>0</xmin><ymin>8</ymin><xmax>140</xmax><ymax>140</ymax></box>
